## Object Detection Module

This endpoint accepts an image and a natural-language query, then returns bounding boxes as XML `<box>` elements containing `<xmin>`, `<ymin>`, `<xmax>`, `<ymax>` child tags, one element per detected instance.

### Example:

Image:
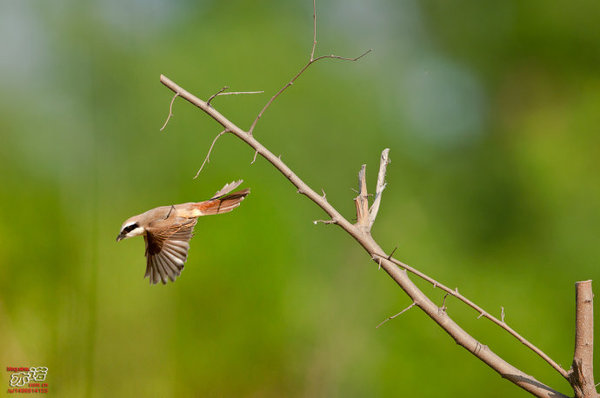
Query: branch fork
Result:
<box><xmin>354</xmin><ymin>148</ymin><xmax>390</xmax><ymax>234</ymax></box>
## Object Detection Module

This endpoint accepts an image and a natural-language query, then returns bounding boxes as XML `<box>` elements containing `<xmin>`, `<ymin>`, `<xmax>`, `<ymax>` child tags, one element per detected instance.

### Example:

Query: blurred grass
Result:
<box><xmin>1</xmin><ymin>0</ymin><xmax>599</xmax><ymax>397</ymax></box>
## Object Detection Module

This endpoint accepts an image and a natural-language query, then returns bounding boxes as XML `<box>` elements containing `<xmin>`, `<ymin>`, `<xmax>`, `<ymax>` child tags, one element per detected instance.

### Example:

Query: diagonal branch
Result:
<box><xmin>372</xmin><ymin>253</ymin><xmax>569</xmax><ymax>379</ymax></box>
<box><xmin>159</xmin><ymin>74</ymin><xmax>568</xmax><ymax>398</ymax></box>
<box><xmin>156</xmin><ymin>3</ymin><xmax>572</xmax><ymax>396</ymax></box>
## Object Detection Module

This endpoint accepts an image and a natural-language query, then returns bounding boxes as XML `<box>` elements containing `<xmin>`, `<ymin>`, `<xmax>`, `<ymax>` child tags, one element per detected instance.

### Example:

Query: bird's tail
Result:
<box><xmin>194</xmin><ymin>189</ymin><xmax>250</xmax><ymax>215</ymax></box>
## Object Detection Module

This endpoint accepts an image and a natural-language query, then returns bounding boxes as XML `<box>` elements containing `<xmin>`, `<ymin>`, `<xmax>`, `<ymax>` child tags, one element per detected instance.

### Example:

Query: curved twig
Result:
<box><xmin>160</xmin><ymin>92</ymin><xmax>179</xmax><ymax>131</ymax></box>
<box><xmin>194</xmin><ymin>129</ymin><xmax>228</xmax><ymax>179</ymax></box>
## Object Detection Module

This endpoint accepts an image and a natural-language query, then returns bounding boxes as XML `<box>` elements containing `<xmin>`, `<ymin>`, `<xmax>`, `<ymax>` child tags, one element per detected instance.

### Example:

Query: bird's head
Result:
<box><xmin>116</xmin><ymin>218</ymin><xmax>145</xmax><ymax>242</ymax></box>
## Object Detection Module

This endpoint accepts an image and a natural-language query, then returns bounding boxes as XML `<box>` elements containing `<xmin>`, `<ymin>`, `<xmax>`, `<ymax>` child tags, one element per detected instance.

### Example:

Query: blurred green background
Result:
<box><xmin>1</xmin><ymin>0</ymin><xmax>599</xmax><ymax>397</ymax></box>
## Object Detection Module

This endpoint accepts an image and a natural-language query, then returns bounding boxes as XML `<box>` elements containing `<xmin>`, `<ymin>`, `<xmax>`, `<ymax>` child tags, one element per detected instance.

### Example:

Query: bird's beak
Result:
<box><xmin>116</xmin><ymin>233</ymin><xmax>125</xmax><ymax>242</ymax></box>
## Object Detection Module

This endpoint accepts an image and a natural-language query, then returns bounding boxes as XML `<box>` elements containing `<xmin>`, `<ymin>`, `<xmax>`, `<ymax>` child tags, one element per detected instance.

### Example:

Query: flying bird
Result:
<box><xmin>117</xmin><ymin>180</ymin><xmax>249</xmax><ymax>285</ymax></box>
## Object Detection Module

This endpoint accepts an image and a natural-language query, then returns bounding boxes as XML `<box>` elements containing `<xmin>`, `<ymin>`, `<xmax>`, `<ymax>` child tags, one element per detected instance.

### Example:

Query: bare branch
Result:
<box><xmin>160</xmin><ymin>72</ymin><xmax>569</xmax><ymax>398</ymax></box>
<box><xmin>372</xmin><ymin>252</ymin><xmax>569</xmax><ymax>380</ymax></box>
<box><xmin>376</xmin><ymin>302</ymin><xmax>416</xmax><ymax>328</ymax></box>
<box><xmin>247</xmin><ymin>49</ymin><xmax>369</xmax><ymax>136</ymax></box>
<box><xmin>160</xmin><ymin>71</ymin><xmax>566</xmax><ymax>398</ymax></box>
<box><xmin>160</xmin><ymin>92</ymin><xmax>179</xmax><ymax>131</ymax></box>
<box><xmin>155</xmin><ymin>11</ymin><xmax>577</xmax><ymax>395</ymax></box>
<box><xmin>368</xmin><ymin>148</ymin><xmax>390</xmax><ymax>229</ymax></box>
<box><xmin>194</xmin><ymin>129</ymin><xmax>228</xmax><ymax>179</ymax></box>
<box><xmin>569</xmin><ymin>280</ymin><xmax>597</xmax><ymax>398</ymax></box>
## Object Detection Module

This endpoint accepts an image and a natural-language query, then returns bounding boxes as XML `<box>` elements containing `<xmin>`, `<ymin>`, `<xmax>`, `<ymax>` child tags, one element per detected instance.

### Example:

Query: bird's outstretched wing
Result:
<box><xmin>144</xmin><ymin>218</ymin><xmax>197</xmax><ymax>285</ymax></box>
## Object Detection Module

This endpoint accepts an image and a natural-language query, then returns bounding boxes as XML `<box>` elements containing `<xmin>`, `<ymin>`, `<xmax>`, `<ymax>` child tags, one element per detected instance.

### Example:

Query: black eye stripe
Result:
<box><xmin>123</xmin><ymin>223</ymin><xmax>138</xmax><ymax>233</ymax></box>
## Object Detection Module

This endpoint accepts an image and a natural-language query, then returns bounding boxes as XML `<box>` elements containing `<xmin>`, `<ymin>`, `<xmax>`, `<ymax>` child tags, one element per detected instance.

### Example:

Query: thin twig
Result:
<box><xmin>247</xmin><ymin>49</ymin><xmax>370</xmax><ymax>136</ymax></box>
<box><xmin>194</xmin><ymin>130</ymin><xmax>228</xmax><ymax>179</ymax></box>
<box><xmin>250</xmin><ymin>150</ymin><xmax>259</xmax><ymax>165</ymax></box>
<box><xmin>207</xmin><ymin>86</ymin><xmax>264</xmax><ymax>107</ymax></box>
<box><xmin>310</xmin><ymin>0</ymin><xmax>317</xmax><ymax>61</ymax></box>
<box><xmin>207</xmin><ymin>86</ymin><xmax>229</xmax><ymax>107</ymax></box>
<box><xmin>377</xmin><ymin>302</ymin><xmax>416</xmax><ymax>328</ymax></box>
<box><xmin>246</xmin><ymin>0</ymin><xmax>370</xmax><ymax>136</ymax></box>
<box><xmin>160</xmin><ymin>93</ymin><xmax>179</xmax><ymax>131</ymax></box>
<box><xmin>219</xmin><ymin>91</ymin><xmax>264</xmax><ymax>96</ymax></box>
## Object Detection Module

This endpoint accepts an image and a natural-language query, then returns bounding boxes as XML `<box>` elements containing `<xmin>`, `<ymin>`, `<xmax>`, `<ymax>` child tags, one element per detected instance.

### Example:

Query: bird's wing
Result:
<box><xmin>143</xmin><ymin>218</ymin><xmax>197</xmax><ymax>285</ymax></box>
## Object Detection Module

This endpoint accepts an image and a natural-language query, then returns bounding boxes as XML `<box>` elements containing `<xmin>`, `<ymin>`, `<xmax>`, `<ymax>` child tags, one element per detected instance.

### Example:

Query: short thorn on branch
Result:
<box><xmin>160</xmin><ymin>92</ymin><xmax>179</xmax><ymax>131</ymax></box>
<box><xmin>501</xmin><ymin>307</ymin><xmax>506</xmax><ymax>323</ymax></box>
<box><xmin>440</xmin><ymin>293</ymin><xmax>450</xmax><ymax>313</ymax></box>
<box><xmin>194</xmin><ymin>129</ymin><xmax>229</xmax><ymax>179</ymax></box>
<box><xmin>377</xmin><ymin>302</ymin><xmax>416</xmax><ymax>328</ymax></box>
<box><xmin>250</xmin><ymin>150</ymin><xmax>259</xmax><ymax>165</ymax></box>
<box><xmin>387</xmin><ymin>246</ymin><xmax>398</xmax><ymax>260</ymax></box>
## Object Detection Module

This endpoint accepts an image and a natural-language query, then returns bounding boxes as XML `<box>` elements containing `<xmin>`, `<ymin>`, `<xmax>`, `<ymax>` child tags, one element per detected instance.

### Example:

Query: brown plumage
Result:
<box><xmin>117</xmin><ymin>181</ymin><xmax>250</xmax><ymax>285</ymax></box>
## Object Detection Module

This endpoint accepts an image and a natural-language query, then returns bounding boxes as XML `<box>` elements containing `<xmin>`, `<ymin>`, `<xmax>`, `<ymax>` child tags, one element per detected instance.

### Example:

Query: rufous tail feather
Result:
<box><xmin>195</xmin><ymin>189</ymin><xmax>250</xmax><ymax>215</ymax></box>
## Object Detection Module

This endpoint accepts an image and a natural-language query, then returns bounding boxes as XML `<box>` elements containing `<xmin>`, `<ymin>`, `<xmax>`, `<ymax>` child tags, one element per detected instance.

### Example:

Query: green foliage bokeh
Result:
<box><xmin>1</xmin><ymin>1</ymin><xmax>598</xmax><ymax>397</ymax></box>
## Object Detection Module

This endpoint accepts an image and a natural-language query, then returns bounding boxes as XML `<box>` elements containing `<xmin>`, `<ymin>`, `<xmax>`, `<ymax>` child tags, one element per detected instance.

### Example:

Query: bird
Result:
<box><xmin>116</xmin><ymin>180</ymin><xmax>250</xmax><ymax>285</ymax></box>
